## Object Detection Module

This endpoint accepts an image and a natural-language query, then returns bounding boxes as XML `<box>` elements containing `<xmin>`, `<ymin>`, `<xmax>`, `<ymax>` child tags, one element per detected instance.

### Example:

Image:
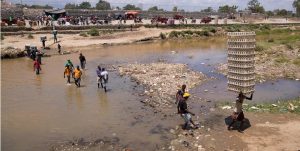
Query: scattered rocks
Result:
<box><xmin>119</xmin><ymin>63</ymin><xmax>206</xmax><ymax>109</ymax></box>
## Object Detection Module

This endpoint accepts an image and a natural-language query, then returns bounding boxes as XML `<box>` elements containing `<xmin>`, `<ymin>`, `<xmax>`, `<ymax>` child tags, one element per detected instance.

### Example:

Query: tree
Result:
<box><xmin>116</xmin><ymin>6</ymin><xmax>121</xmax><ymax>10</ymax></box>
<box><xmin>247</xmin><ymin>0</ymin><xmax>265</xmax><ymax>13</ymax></box>
<box><xmin>148</xmin><ymin>6</ymin><xmax>158</xmax><ymax>11</ymax></box>
<box><xmin>78</xmin><ymin>1</ymin><xmax>91</xmax><ymax>9</ymax></box>
<box><xmin>218</xmin><ymin>5</ymin><xmax>238</xmax><ymax>13</ymax></box>
<box><xmin>96</xmin><ymin>0</ymin><xmax>111</xmax><ymax>10</ymax></box>
<box><xmin>266</xmin><ymin>11</ymin><xmax>274</xmax><ymax>16</ymax></box>
<box><xmin>65</xmin><ymin>3</ymin><xmax>77</xmax><ymax>9</ymax></box>
<box><xmin>201</xmin><ymin>7</ymin><xmax>214</xmax><ymax>13</ymax></box>
<box><xmin>123</xmin><ymin>4</ymin><xmax>141</xmax><ymax>10</ymax></box>
<box><xmin>293</xmin><ymin>0</ymin><xmax>300</xmax><ymax>17</ymax></box>
<box><xmin>172</xmin><ymin>6</ymin><xmax>178</xmax><ymax>12</ymax></box>
<box><xmin>274</xmin><ymin>9</ymin><xmax>288</xmax><ymax>16</ymax></box>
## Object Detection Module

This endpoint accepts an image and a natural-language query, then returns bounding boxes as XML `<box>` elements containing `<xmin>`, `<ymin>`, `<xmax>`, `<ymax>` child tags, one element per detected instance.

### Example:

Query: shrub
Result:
<box><xmin>79</xmin><ymin>32</ymin><xmax>88</xmax><ymax>37</ymax></box>
<box><xmin>168</xmin><ymin>31</ymin><xmax>179</xmax><ymax>38</ymax></box>
<box><xmin>285</xmin><ymin>44</ymin><xmax>293</xmax><ymax>50</ymax></box>
<box><xmin>267</xmin><ymin>38</ymin><xmax>274</xmax><ymax>43</ymax></box>
<box><xmin>255</xmin><ymin>44</ymin><xmax>264</xmax><ymax>52</ymax></box>
<box><xmin>28</xmin><ymin>33</ymin><xmax>34</xmax><ymax>39</ymax></box>
<box><xmin>159</xmin><ymin>32</ymin><xmax>166</xmax><ymax>39</ymax></box>
<box><xmin>203</xmin><ymin>30</ymin><xmax>209</xmax><ymax>37</ymax></box>
<box><xmin>87</xmin><ymin>28</ymin><xmax>99</xmax><ymax>36</ymax></box>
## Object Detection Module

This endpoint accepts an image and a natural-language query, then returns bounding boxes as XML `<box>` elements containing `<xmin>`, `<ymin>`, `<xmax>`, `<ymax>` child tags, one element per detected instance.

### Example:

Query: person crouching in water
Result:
<box><xmin>178</xmin><ymin>93</ymin><xmax>198</xmax><ymax>130</ymax></box>
<box><xmin>64</xmin><ymin>65</ymin><xmax>71</xmax><ymax>84</ymax></box>
<box><xmin>101</xmin><ymin>68</ymin><xmax>109</xmax><ymax>92</ymax></box>
<box><xmin>228</xmin><ymin>91</ymin><xmax>253</xmax><ymax>133</ymax></box>
<box><xmin>33</xmin><ymin>58</ymin><xmax>41</xmax><ymax>75</ymax></box>
<box><xmin>73</xmin><ymin>66</ymin><xmax>82</xmax><ymax>87</ymax></box>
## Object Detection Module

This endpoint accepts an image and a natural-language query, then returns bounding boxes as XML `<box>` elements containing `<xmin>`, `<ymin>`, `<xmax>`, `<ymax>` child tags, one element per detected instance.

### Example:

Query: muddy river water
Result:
<box><xmin>2</xmin><ymin>38</ymin><xmax>300</xmax><ymax>151</ymax></box>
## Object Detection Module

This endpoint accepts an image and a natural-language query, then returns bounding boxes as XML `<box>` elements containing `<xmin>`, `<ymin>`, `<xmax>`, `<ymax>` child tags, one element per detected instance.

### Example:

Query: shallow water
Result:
<box><xmin>2</xmin><ymin>38</ymin><xmax>300</xmax><ymax>151</ymax></box>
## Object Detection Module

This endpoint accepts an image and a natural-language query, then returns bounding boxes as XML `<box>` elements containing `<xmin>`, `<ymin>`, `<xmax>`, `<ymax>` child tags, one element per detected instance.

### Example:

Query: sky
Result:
<box><xmin>8</xmin><ymin>0</ymin><xmax>296</xmax><ymax>11</ymax></box>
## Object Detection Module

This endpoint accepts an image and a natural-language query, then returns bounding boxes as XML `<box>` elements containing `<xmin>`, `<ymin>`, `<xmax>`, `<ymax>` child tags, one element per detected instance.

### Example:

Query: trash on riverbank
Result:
<box><xmin>119</xmin><ymin>63</ymin><xmax>206</xmax><ymax>109</ymax></box>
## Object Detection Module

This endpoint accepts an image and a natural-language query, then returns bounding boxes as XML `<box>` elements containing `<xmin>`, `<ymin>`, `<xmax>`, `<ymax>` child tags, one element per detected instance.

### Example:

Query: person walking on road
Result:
<box><xmin>175</xmin><ymin>84</ymin><xmax>186</xmax><ymax>105</ymax></box>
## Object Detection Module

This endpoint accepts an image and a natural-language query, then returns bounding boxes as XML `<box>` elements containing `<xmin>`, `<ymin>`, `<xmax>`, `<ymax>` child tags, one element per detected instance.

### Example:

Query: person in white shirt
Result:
<box><xmin>100</xmin><ymin>68</ymin><xmax>109</xmax><ymax>92</ymax></box>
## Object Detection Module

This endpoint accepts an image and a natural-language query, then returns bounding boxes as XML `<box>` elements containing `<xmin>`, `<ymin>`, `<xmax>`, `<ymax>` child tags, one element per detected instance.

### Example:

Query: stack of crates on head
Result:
<box><xmin>227</xmin><ymin>32</ymin><xmax>256</xmax><ymax>95</ymax></box>
<box><xmin>40</xmin><ymin>36</ymin><xmax>47</xmax><ymax>42</ymax></box>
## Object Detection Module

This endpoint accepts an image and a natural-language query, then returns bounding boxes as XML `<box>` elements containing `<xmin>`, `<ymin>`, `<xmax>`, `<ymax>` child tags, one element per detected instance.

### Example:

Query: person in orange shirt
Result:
<box><xmin>73</xmin><ymin>65</ymin><xmax>82</xmax><ymax>87</ymax></box>
<box><xmin>64</xmin><ymin>65</ymin><xmax>71</xmax><ymax>84</ymax></box>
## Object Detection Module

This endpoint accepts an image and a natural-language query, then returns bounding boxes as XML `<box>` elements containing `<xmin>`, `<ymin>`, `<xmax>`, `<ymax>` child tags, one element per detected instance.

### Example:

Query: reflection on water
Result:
<box><xmin>2</xmin><ymin>38</ymin><xmax>300</xmax><ymax>151</ymax></box>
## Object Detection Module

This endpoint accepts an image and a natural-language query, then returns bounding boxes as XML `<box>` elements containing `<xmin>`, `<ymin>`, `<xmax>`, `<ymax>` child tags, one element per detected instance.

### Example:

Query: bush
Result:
<box><xmin>286</xmin><ymin>44</ymin><xmax>293</xmax><ymax>50</ymax></box>
<box><xmin>267</xmin><ymin>38</ymin><xmax>274</xmax><ymax>43</ymax></box>
<box><xmin>168</xmin><ymin>31</ymin><xmax>179</xmax><ymax>38</ymax></box>
<box><xmin>28</xmin><ymin>33</ymin><xmax>34</xmax><ymax>39</ymax></box>
<box><xmin>159</xmin><ymin>32</ymin><xmax>166</xmax><ymax>39</ymax></box>
<box><xmin>255</xmin><ymin>44</ymin><xmax>264</xmax><ymax>52</ymax></box>
<box><xmin>87</xmin><ymin>28</ymin><xmax>99</xmax><ymax>36</ymax></box>
<box><xmin>79</xmin><ymin>32</ymin><xmax>88</xmax><ymax>37</ymax></box>
<box><xmin>203</xmin><ymin>30</ymin><xmax>209</xmax><ymax>36</ymax></box>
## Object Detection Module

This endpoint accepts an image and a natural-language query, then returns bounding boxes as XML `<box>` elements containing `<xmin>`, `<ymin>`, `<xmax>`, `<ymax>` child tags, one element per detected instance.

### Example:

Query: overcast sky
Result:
<box><xmin>9</xmin><ymin>0</ymin><xmax>296</xmax><ymax>11</ymax></box>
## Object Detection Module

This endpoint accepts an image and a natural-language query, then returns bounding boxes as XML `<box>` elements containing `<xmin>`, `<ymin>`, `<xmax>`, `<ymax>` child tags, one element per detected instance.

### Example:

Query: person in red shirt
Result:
<box><xmin>33</xmin><ymin>59</ymin><xmax>41</xmax><ymax>75</ymax></box>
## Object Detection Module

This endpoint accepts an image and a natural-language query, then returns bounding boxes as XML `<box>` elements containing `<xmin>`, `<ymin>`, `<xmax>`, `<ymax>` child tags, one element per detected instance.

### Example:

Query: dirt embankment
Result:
<box><xmin>218</xmin><ymin>45</ymin><xmax>300</xmax><ymax>82</ymax></box>
<box><xmin>169</xmin><ymin>110</ymin><xmax>300</xmax><ymax>151</ymax></box>
<box><xmin>119</xmin><ymin>62</ymin><xmax>206</xmax><ymax>110</ymax></box>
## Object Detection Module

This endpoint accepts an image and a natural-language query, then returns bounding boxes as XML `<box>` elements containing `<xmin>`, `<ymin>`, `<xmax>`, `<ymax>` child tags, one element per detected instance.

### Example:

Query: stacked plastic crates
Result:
<box><xmin>227</xmin><ymin>32</ymin><xmax>255</xmax><ymax>95</ymax></box>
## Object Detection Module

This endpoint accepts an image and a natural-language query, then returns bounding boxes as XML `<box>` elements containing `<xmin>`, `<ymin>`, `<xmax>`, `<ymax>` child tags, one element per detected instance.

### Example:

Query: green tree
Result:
<box><xmin>218</xmin><ymin>5</ymin><xmax>238</xmax><ymax>13</ymax></box>
<box><xmin>274</xmin><ymin>9</ymin><xmax>288</xmax><ymax>16</ymax></box>
<box><xmin>247</xmin><ymin>0</ymin><xmax>265</xmax><ymax>13</ymax></box>
<box><xmin>293</xmin><ymin>0</ymin><xmax>300</xmax><ymax>17</ymax></box>
<box><xmin>148</xmin><ymin>6</ymin><xmax>158</xmax><ymax>11</ymax></box>
<box><xmin>201</xmin><ymin>7</ymin><xmax>214</xmax><ymax>13</ymax></box>
<box><xmin>266</xmin><ymin>11</ymin><xmax>274</xmax><ymax>16</ymax></box>
<box><xmin>78</xmin><ymin>1</ymin><xmax>91</xmax><ymax>9</ymax></box>
<box><xmin>96</xmin><ymin>0</ymin><xmax>111</xmax><ymax>10</ymax></box>
<box><xmin>123</xmin><ymin>4</ymin><xmax>141</xmax><ymax>10</ymax></box>
<box><xmin>65</xmin><ymin>3</ymin><xmax>77</xmax><ymax>9</ymax></box>
<box><xmin>172</xmin><ymin>6</ymin><xmax>178</xmax><ymax>12</ymax></box>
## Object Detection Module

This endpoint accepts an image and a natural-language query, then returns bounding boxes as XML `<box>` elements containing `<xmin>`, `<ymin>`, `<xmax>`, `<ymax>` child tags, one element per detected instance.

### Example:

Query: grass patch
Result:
<box><xmin>87</xmin><ymin>28</ymin><xmax>99</xmax><ymax>36</ymax></box>
<box><xmin>274</xmin><ymin>55</ymin><xmax>289</xmax><ymax>63</ymax></box>
<box><xmin>79</xmin><ymin>32</ymin><xmax>88</xmax><ymax>37</ymax></box>
<box><xmin>293</xmin><ymin>57</ymin><xmax>300</xmax><ymax>66</ymax></box>
<box><xmin>168</xmin><ymin>30</ymin><xmax>210</xmax><ymax>38</ymax></box>
<box><xmin>218</xmin><ymin>97</ymin><xmax>300</xmax><ymax>114</ymax></box>
<box><xmin>255</xmin><ymin>44</ymin><xmax>265</xmax><ymax>52</ymax></box>
<box><xmin>28</xmin><ymin>33</ymin><xmax>34</xmax><ymax>39</ymax></box>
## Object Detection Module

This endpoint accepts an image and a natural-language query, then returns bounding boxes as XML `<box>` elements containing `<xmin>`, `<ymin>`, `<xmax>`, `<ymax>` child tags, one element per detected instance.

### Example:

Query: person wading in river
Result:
<box><xmin>79</xmin><ymin>53</ymin><xmax>86</xmax><ymax>70</ymax></box>
<box><xmin>228</xmin><ymin>91</ymin><xmax>254</xmax><ymax>133</ymax></box>
<box><xmin>175</xmin><ymin>84</ymin><xmax>186</xmax><ymax>105</ymax></box>
<box><xmin>33</xmin><ymin>58</ymin><xmax>41</xmax><ymax>75</ymax></box>
<box><xmin>96</xmin><ymin>66</ymin><xmax>102</xmax><ymax>88</ymax></box>
<box><xmin>100</xmin><ymin>68</ymin><xmax>109</xmax><ymax>92</ymax></box>
<box><xmin>64</xmin><ymin>65</ymin><xmax>71</xmax><ymax>84</ymax></box>
<box><xmin>73</xmin><ymin>66</ymin><xmax>82</xmax><ymax>87</ymax></box>
<box><xmin>178</xmin><ymin>93</ymin><xmax>198</xmax><ymax>130</ymax></box>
